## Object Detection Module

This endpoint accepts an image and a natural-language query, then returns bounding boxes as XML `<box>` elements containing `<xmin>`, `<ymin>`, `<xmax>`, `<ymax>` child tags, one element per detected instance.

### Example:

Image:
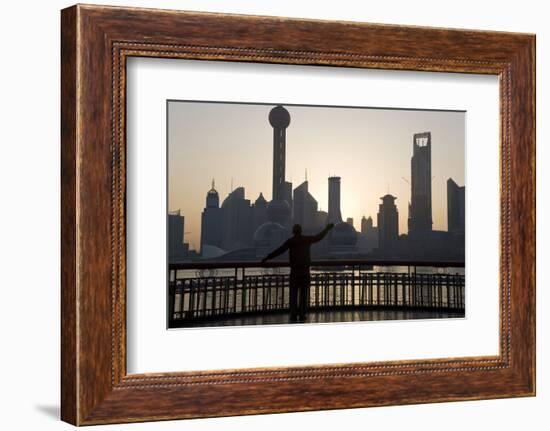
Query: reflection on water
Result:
<box><xmin>178</xmin><ymin>308</ymin><xmax>465</xmax><ymax>328</ymax></box>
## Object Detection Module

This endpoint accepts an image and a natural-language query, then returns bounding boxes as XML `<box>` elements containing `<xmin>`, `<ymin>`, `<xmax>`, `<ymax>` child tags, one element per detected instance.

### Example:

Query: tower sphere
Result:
<box><xmin>269</xmin><ymin>105</ymin><xmax>291</xmax><ymax>128</ymax></box>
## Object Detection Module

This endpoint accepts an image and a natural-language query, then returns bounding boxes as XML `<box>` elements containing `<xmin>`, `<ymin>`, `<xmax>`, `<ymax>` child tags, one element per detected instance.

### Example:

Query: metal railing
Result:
<box><xmin>168</xmin><ymin>260</ymin><xmax>465</xmax><ymax>327</ymax></box>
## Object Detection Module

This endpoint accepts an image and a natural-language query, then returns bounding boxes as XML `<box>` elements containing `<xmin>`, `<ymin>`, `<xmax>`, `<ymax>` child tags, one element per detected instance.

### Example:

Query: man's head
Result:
<box><xmin>292</xmin><ymin>224</ymin><xmax>302</xmax><ymax>236</ymax></box>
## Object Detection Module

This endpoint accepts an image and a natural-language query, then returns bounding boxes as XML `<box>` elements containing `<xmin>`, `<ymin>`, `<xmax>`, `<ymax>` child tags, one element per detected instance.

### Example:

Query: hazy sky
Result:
<box><xmin>168</xmin><ymin>101</ymin><xmax>465</xmax><ymax>251</ymax></box>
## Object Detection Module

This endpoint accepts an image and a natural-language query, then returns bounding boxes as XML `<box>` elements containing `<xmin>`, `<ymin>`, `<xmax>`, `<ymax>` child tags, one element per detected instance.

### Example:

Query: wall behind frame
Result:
<box><xmin>0</xmin><ymin>0</ymin><xmax>546</xmax><ymax>430</ymax></box>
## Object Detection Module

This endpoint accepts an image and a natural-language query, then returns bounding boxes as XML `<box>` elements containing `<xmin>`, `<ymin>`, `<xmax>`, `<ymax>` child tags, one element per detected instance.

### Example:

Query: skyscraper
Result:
<box><xmin>200</xmin><ymin>180</ymin><xmax>224</xmax><ymax>251</ymax></box>
<box><xmin>378</xmin><ymin>194</ymin><xmax>399</xmax><ymax>251</ymax></box>
<box><xmin>168</xmin><ymin>210</ymin><xmax>189</xmax><ymax>260</ymax></box>
<box><xmin>253</xmin><ymin>106</ymin><xmax>293</xmax><ymax>254</ymax></box>
<box><xmin>408</xmin><ymin>132</ymin><xmax>433</xmax><ymax>235</ymax></box>
<box><xmin>327</xmin><ymin>176</ymin><xmax>343</xmax><ymax>224</ymax></box>
<box><xmin>220</xmin><ymin>187</ymin><xmax>253</xmax><ymax>251</ymax></box>
<box><xmin>293</xmin><ymin>180</ymin><xmax>318</xmax><ymax>231</ymax></box>
<box><xmin>358</xmin><ymin>215</ymin><xmax>378</xmax><ymax>253</ymax></box>
<box><xmin>447</xmin><ymin>178</ymin><xmax>465</xmax><ymax>234</ymax></box>
<box><xmin>280</xmin><ymin>180</ymin><xmax>293</xmax><ymax>215</ymax></box>
<box><xmin>361</xmin><ymin>215</ymin><xmax>373</xmax><ymax>234</ymax></box>
<box><xmin>252</xmin><ymin>192</ymin><xmax>268</xmax><ymax>233</ymax></box>
<box><xmin>267</xmin><ymin>105</ymin><xmax>292</xmax><ymax>227</ymax></box>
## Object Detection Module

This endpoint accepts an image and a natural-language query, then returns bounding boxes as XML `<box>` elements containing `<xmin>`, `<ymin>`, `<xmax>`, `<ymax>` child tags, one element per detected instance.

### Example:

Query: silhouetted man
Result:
<box><xmin>261</xmin><ymin>223</ymin><xmax>335</xmax><ymax>322</ymax></box>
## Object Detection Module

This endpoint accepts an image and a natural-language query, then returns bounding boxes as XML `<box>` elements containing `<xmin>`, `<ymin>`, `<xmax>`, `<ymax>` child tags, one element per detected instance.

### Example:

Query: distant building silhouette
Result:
<box><xmin>168</xmin><ymin>210</ymin><xmax>189</xmax><ymax>260</ymax></box>
<box><xmin>188</xmin><ymin>109</ymin><xmax>465</xmax><ymax>263</ymax></box>
<box><xmin>358</xmin><ymin>215</ymin><xmax>378</xmax><ymax>253</ymax></box>
<box><xmin>326</xmin><ymin>176</ymin><xmax>357</xmax><ymax>255</ymax></box>
<box><xmin>378</xmin><ymin>194</ymin><xmax>399</xmax><ymax>251</ymax></box>
<box><xmin>328</xmin><ymin>224</ymin><xmax>357</xmax><ymax>256</ymax></box>
<box><xmin>221</xmin><ymin>187</ymin><xmax>254</xmax><ymax>251</ymax></box>
<box><xmin>200</xmin><ymin>180</ymin><xmax>223</xmax><ymax>253</ymax></box>
<box><xmin>252</xmin><ymin>192</ymin><xmax>269</xmax><ymax>232</ymax></box>
<box><xmin>280</xmin><ymin>181</ymin><xmax>293</xmax><ymax>217</ymax></box>
<box><xmin>254</xmin><ymin>218</ymin><xmax>286</xmax><ymax>256</ymax></box>
<box><xmin>293</xmin><ymin>180</ymin><xmax>319</xmax><ymax>232</ymax></box>
<box><xmin>327</xmin><ymin>176</ymin><xmax>343</xmax><ymax>224</ymax></box>
<box><xmin>408</xmin><ymin>132</ymin><xmax>433</xmax><ymax>235</ymax></box>
<box><xmin>361</xmin><ymin>215</ymin><xmax>372</xmax><ymax>234</ymax></box>
<box><xmin>314</xmin><ymin>210</ymin><xmax>328</xmax><ymax>232</ymax></box>
<box><xmin>270</xmin><ymin>105</ymin><xmax>291</xmax><ymax>202</ymax></box>
<box><xmin>253</xmin><ymin>106</ymin><xmax>294</xmax><ymax>254</ymax></box>
<box><xmin>447</xmin><ymin>178</ymin><xmax>465</xmax><ymax>234</ymax></box>
<box><xmin>194</xmin><ymin>106</ymin><xmax>364</xmax><ymax>261</ymax></box>
<box><xmin>254</xmin><ymin>190</ymin><xmax>286</xmax><ymax>256</ymax></box>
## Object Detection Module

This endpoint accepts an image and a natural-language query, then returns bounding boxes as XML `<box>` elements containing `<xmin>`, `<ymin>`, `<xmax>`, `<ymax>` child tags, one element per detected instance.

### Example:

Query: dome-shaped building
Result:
<box><xmin>200</xmin><ymin>244</ymin><xmax>226</xmax><ymax>260</ymax></box>
<box><xmin>327</xmin><ymin>221</ymin><xmax>358</xmax><ymax>257</ymax></box>
<box><xmin>254</xmin><ymin>222</ymin><xmax>285</xmax><ymax>247</ymax></box>
<box><xmin>330</xmin><ymin>221</ymin><xmax>358</xmax><ymax>246</ymax></box>
<box><xmin>266</xmin><ymin>199</ymin><xmax>291</xmax><ymax>225</ymax></box>
<box><xmin>253</xmin><ymin>221</ymin><xmax>286</xmax><ymax>257</ymax></box>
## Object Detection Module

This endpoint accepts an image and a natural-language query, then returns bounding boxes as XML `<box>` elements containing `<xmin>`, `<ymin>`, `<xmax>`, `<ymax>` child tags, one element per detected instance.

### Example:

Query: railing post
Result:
<box><xmin>241</xmin><ymin>269</ymin><xmax>247</xmax><ymax>313</ymax></box>
<box><xmin>190</xmin><ymin>279</ymin><xmax>197</xmax><ymax>319</ymax></box>
<box><xmin>201</xmin><ymin>277</ymin><xmax>207</xmax><ymax>317</ymax></box>
<box><xmin>394</xmin><ymin>273</ymin><xmax>398</xmax><ymax>307</ymax></box>
<box><xmin>211</xmin><ymin>276</ymin><xmax>217</xmax><ymax>316</ymax></box>
<box><xmin>168</xmin><ymin>279</ymin><xmax>176</xmax><ymax>326</ymax></box>
<box><xmin>223</xmin><ymin>277</ymin><xmax>229</xmax><ymax>316</ymax></box>
<box><xmin>446</xmin><ymin>276</ymin><xmax>451</xmax><ymax>309</ymax></box>
<box><xmin>461</xmin><ymin>274</ymin><xmax>465</xmax><ymax>309</ymax></box>
<box><xmin>376</xmin><ymin>272</ymin><xmax>380</xmax><ymax>305</ymax></box>
<box><xmin>351</xmin><ymin>265</ymin><xmax>355</xmax><ymax>307</ymax></box>
<box><xmin>233</xmin><ymin>268</ymin><xmax>237</xmax><ymax>312</ymax></box>
<box><xmin>367</xmin><ymin>274</ymin><xmax>374</xmax><ymax>305</ymax></box>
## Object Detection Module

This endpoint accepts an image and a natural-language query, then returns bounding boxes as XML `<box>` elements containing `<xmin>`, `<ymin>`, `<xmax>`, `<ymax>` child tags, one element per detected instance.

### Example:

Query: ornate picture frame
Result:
<box><xmin>61</xmin><ymin>4</ymin><xmax>535</xmax><ymax>425</ymax></box>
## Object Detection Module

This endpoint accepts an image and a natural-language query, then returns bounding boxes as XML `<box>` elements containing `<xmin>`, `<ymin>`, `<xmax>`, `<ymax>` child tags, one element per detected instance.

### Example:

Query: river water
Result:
<box><xmin>174</xmin><ymin>265</ymin><xmax>465</xmax><ymax>280</ymax></box>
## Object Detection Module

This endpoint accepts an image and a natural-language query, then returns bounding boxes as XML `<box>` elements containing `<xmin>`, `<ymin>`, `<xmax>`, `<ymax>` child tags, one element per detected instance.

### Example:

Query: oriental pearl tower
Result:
<box><xmin>266</xmin><ymin>105</ymin><xmax>292</xmax><ymax>225</ymax></box>
<box><xmin>253</xmin><ymin>105</ymin><xmax>292</xmax><ymax>253</ymax></box>
<box><xmin>269</xmin><ymin>105</ymin><xmax>291</xmax><ymax>201</ymax></box>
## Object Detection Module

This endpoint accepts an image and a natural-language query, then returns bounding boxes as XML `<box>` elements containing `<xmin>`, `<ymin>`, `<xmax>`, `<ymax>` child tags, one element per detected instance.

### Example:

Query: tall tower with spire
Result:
<box><xmin>327</xmin><ymin>176</ymin><xmax>343</xmax><ymax>224</ymax></box>
<box><xmin>200</xmin><ymin>180</ymin><xmax>223</xmax><ymax>253</ymax></box>
<box><xmin>269</xmin><ymin>105</ymin><xmax>291</xmax><ymax>201</ymax></box>
<box><xmin>250</xmin><ymin>106</ymin><xmax>293</xmax><ymax>254</ymax></box>
<box><xmin>408</xmin><ymin>132</ymin><xmax>433</xmax><ymax>235</ymax></box>
<box><xmin>378</xmin><ymin>194</ymin><xmax>399</xmax><ymax>252</ymax></box>
<box><xmin>293</xmin><ymin>179</ymin><xmax>318</xmax><ymax>231</ymax></box>
<box><xmin>265</xmin><ymin>105</ymin><xmax>292</xmax><ymax>226</ymax></box>
<box><xmin>205</xmin><ymin>178</ymin><xmax>219</xmax><ymax>208</ymax></box>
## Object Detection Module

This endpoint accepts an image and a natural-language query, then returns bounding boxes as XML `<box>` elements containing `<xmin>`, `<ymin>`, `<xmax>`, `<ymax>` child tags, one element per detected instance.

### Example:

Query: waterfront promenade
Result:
<box><xmin>168</xmin><ymin>260</ymin><xmax>465</xmax><ymax>328</ymax></box>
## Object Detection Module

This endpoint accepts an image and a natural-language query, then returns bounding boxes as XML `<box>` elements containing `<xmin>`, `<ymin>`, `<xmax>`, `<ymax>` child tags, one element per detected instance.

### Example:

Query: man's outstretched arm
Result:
<box><xmin>261</xmin><ymin>240</ymin><xmax>290</xmax><ymax>264</ymax></box>
<box><xmin>311</xmin><ymin>223</ymin><xmax>335</xmax><ymax>243</ymax></box>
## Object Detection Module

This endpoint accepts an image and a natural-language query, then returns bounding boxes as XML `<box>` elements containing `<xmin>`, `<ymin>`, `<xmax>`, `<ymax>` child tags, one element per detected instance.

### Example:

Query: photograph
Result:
<box><xmin>167</xmin><ymin>101</ymin><xmax>466</xmax><ymax>328</ymax></box>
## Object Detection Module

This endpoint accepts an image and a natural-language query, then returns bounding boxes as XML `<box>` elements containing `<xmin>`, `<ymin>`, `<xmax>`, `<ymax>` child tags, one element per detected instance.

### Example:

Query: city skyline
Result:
<box><xmin>168</xmin><ymin>101</ymin><xmax>465</xmax><ymax>251</ymax></box>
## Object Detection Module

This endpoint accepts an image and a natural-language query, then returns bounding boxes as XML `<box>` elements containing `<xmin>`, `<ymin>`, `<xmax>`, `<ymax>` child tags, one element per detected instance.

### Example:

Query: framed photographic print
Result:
<box><xmin>61</xmin><ymin>4</ymin><xmax>535</xmax><ymax>425</ymax></box>
<box><xmin>165</xmin><ymin>100</ymin><xmax>466</xmax><ymax>331</ymax></box>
